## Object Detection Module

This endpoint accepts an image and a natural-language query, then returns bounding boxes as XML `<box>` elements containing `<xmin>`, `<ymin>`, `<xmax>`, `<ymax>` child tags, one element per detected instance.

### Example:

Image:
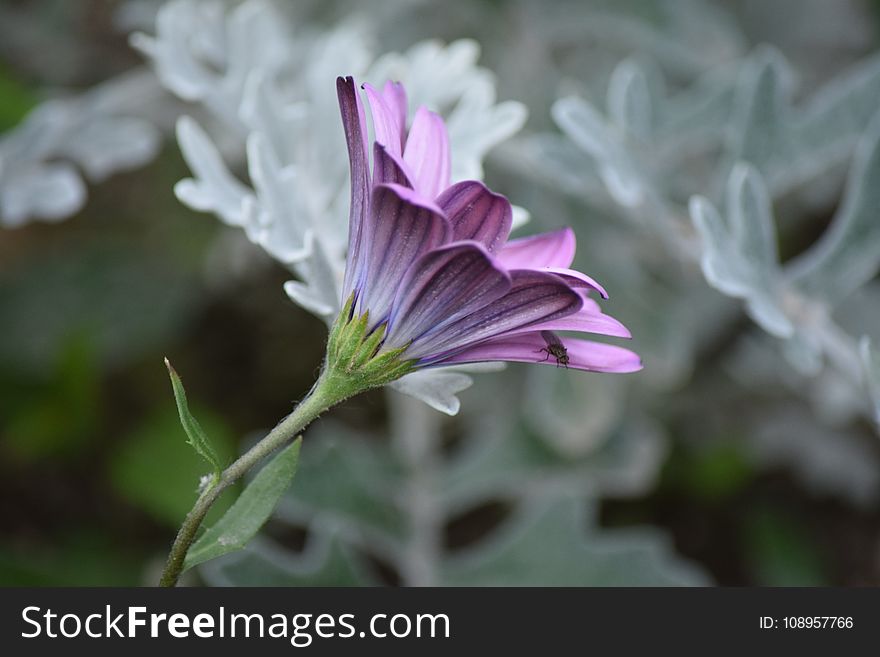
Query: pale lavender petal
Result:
<box><xmin>440</xmin><ymin>333</ymin><xmax>643</xmax><ymax>373</ymax></box>
<box><xmin>381</xmin><ymin>80</ymin><xmax>408</xmax><ymax>139</ymax></box>
<box><xmin>497</xmin><ymin>227</ymin><xmax>576</xmax><ymax>269</ymax></box>
<box><xmin>409</xmin><ymin>270</ymin><xmax>583</xmax><ymax>360</ymax></box>
<box><xmin>373</xmin><ymin>142</ymin><xmax>413</xmax><ymax>188</ymax></box>
<box><xmin>385</xmin><ymin>241</ymin><xmax>512</xmax><ymax>349</ymax></box>
<box><xmin>403</xmin><ymin>106</ymin><xmax>451</xmax><ymax>200</ymax></box>
<box><xmin>436</xmin><ymin>181</ymin><xmax>513</xmax><ymax>253</ymax></box>
<box><xmin>498</xmin><ymin>304</ymin><xmax>632</xmax><ymax>339</ymax></box>
<box><xmin>337</xmin><ymin>76</ymin><xmax>371</xmax><ymax>298</ymax></box>
<box><xmin>363</xmin><ymin>82</ymin><xmax>405</xmax><ymax>156</ymax></box>
<box><xmin>359</xmin><ymin>183</ymin><xmax>452</xmax><ymax>324</ymax></box>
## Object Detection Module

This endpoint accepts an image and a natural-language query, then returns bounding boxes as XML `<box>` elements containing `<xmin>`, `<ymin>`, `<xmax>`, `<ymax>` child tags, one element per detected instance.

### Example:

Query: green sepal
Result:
<box><xmin>321</xmin><ymin>299</ymin><xmax>417</xmax><ymax>399</ymax></box>
<box><xmin>352</xmin><ymin>322</ymin><xmax>387</xmax><ymax>368</ymax></box>
<box><xmin>326</xmin><ymin>293</ymin><xmax>355</xmax><ymax>362</ymax></box>
<box><xmin>336</xmin><ymin>310</ymin><xmax>370</xmax><ymax>366</ymax></box>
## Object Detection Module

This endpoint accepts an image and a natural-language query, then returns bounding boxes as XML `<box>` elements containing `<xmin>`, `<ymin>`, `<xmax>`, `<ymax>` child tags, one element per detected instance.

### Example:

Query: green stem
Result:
<box><xmin>158</xmin><ymin>370</ymin><xmax>345</xmax><ymax>587</ymax></box>
<box><xmin>159</xmin><ymin>297</ymin><xmax>417</xmax><ymax>587</ymax></box>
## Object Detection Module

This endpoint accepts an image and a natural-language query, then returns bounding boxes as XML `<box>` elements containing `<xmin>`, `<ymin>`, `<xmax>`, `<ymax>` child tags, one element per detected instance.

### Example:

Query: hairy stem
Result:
<box><xmin>159</xmin><ymin>373</ymin><xmax>342</xmax><ymax>587</ymax></box>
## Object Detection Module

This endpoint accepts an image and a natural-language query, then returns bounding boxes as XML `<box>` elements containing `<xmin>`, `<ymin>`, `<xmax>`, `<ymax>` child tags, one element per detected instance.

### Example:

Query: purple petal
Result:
<box><xmin>498</xmin><ymin>304</ymin><xmax>632</xmax><ymax>339</ymax></box>
<box><xmin>385</xmin><ymin>241</ymin><xmax>512</xmax><ymax>349</ymax></box>
<box><xmin>363</xmin><ymin>83</ymin><xmax>405</xmax><ymax>156</ymax></box>
<box><xmin>408</xmin><ymin>270</ymin><xmax>583</xmax><ymax>360</ymax></box>
<box><xmin>403</xmin><ymin>106</ymin><xmax>451</xmax><ymax>200</ymax></box>
<box><xmin>439</xmin><ymin>332</ymin><xmax>643</xmax><ymax>373</ymax></box>
<box><xmin>544</xmin><ymin>267</ymin><xmax>608</xmax><ymax>298</ymax></box>
<box><xmin>497</xmin><ymin>227</ymin><xmax>576</xmax><ymax>269</ymax></box>
<box><xmin>436</xmin><ymin>181</ymin><xmax>513</xmax><ymax>253</ymax></box>
<box><xmin>381</xmin><ymin>80</ymin><xmax>408</xmax><ymax>140</ymax></box>
<box><xmin>337</xmin><ymin>76</ymin><xmax>371</xmax><ymax>298</ymax></box>
<box><xmin>359</xmin><ymin>183</ymin><xmax>452</xmax><ymax>324</ymax></box>
<box><xmin>373</xmin><ymin>142</ymin><xmax>413</xmax><ymax>188</ymax></box>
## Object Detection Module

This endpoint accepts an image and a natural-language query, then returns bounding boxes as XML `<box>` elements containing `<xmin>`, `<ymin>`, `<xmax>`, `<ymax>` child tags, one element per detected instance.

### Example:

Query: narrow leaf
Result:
<box><xmin>164</xmin><ymin>357</ymin><xmax>222</xmax><ymax>477</ymax></box>
<box><xmin>183</xmin><ymin>438</ymin><xmax>302</xmax><ymax>571</ymax></box>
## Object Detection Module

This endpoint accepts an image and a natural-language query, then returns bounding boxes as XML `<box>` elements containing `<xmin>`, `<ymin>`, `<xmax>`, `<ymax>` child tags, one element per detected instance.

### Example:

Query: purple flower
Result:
<box><xmin>335</xmin><ymin>76</ymin><xmax>641</xmax><ymax>374</ymax></box>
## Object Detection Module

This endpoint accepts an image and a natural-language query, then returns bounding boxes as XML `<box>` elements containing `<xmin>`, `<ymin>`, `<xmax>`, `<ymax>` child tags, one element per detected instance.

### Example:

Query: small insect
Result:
<box><xmin>536</xmin><ymin>330</ymin><xmax>569</xmax><ymax>368</ymax></box>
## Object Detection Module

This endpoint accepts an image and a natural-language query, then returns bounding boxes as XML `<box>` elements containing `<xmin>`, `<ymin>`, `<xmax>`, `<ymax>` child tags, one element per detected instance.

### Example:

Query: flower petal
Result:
<box><xmin>497</xmin><ymin>227</ymin><xmax>576</xmax><ymax>269</ymax></box>
<box><xmin>381</xmin><ymin>80</ymin><xmax>408</xmax><ymax>141</ymax></box>
<box><xmin>440</xmin><ymin>333</ymin><xmax>643</xmax><ymax>373</ymax></box>
<box><xmin>403</xmin><ymin>106</ymin><xmax>451</xmax><ymax>200</ymax></box>
<box><xmin>363</xmin><ymin>82</ymin><xmax>405</xmax><ymax>156</ymax></box>
<box><xmin>436</xmin><ymin>181</ymin><xmax>513</xmax><ymax>253</ymax></box>
<box><xmin>499</xmin><ymin>304</ymin><xmax>631</xmax><ymax>339</ymax></box>
<box><xmin>386</xmin><ymin>241</ymin><xmax>512</xmax><ymax>349</ymax></box>
<box><xmin>359</xmin><ymin>183</ymin><xmax>452</xmax><ymax>324</ymax></box>
<box><xmin>337</xmin><ymin>76</ymin><xmax>371</xmax><ymax>298</ymax></box>
<box><xmin>543</xmin><ymin>267</ymin><xmax>608</xmax><ymax>298</ymax></box>
<box><xmin>373</xmin><ymin>142</ymin><xmax>413</xmax><ymax>188</ymax></box>
<box><xmin>409</xmin><ymin>270</ymin><xmax>583</xmax><ymax>360</ymax></box>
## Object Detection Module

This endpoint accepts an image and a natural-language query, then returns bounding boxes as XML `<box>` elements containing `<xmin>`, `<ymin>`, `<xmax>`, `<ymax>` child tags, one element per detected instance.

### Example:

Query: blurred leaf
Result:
<box><xmin>0</xmin><ymin>245</ymin><xmax>200</xmax><ymax>375</ymax></box>
<box><xmin>790</xmin><ymin>113</ymin><xmax>880</xmax><ymax>303</ymax></box>
<box><xmin>727</xmin><ymin>48</ymin><xmax>791</xmax><ymax>183</ymax></box>
<box><xmin>444</xmin><ymin>415</ymin><xmax>667</xmax><ymax>512</ymax></box>
<box><xmin>553</xmin><ymin>96</ymin><xmax>646</xmax><ymax>208</ymax></box>
<box><xmin>690</xmin><ymin>164</ymin><xmax>792</xmax><ymax>338</ymax></box>
<box><xmin>744</xmin><ymin>506</ymin><xmax>828</xmax><ymax>586</ymax></box>
<box><xmin>1</xmin><ymin>331</ymin><xmax>100</xmax><ymax>461</ymax></box>
<box><xmin>165</xmin><ymin>358</ymin><xmax>222</xmax><ymax>477</ymax></box>
<box><xmin>748</xmin><ymin>407</ymin><xmax>880</xmax><ymax>507</ymax></box>
<box><xmin>275</xmin><ymin>422</ymin><xmax>406</xmax><ymax>544</ymax></box>
<box><xmin>666</xmin><ymin>443</ymin><xmax>754</xmax><ymax>503</ymax></box>
<box><xmin>523</xmin><ymin>365</ymin><xmax>625</xmax><ymax>458</ymax></box>
<box><xmin>792</xmin><ymin>51</ymin><xmax>880</xmax><ymax>189</ymax></box>
<box><xmin>199</xmin><ymin>535</ymin><xmax>374</xmax><ymax>586</ymax></box>
<box><xmin>729</xmin><ymin>47</ymin><xmax>880</xmax><ymax>195</ymax></box>
<box><xmin>184</xmin><ymin>438</ymin><xmax>301</xmax><ymax>572</ymax></box>
<box><xmin>860</xmin><ymin>337</ymin><xmax>880</xmax><ymax>429</ymax></box>
<box><xmin>0</xmin><ymin>530</ymin><xmax>144</xmax><ymax>586</ymax></box>
<box><xmin>442</xmin><ymin>495</ymin><xmax>709</xmax><ymax>586</ymax></box>
<box><xmin>607</xmin><ymin>57</ymin><xmax>654</xmax><ymax>140</ymax></box>
<box><xmin>0</xmin><ymin>162</ymin><xmax>86</xmax><ymax>226</ymax></box>
<box><xmin>0</xmin><ymin>63</ymin><xmax>37</xmax><ymax>131</ymax></box>
<box><xmin>657</xmin><ymin>65</ymin><xmax>736</xmax><ymax>145</ymax></box>
<box><xmin>109</xmin><ymin>405</ymin><xmax>236</xmax><ymax>527</ymax></box>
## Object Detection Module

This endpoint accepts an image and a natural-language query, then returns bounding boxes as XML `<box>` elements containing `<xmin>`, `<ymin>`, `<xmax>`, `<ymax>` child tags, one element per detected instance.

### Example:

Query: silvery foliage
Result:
<box><xmin>523</xmin><ymin>43</ymin><xmax>880</xmax><ymax>432</ymax></box>
<box><xmin>137</xmin><ymin>0</ymin><xmax>707</xmax><ymax>586</ymax></box>
<box><xmin>132</xmin><ymin>0</ymin><xmax>528</xmax><ymax>415</ymax></box>
<box><xmin>0</xmin><ymin>70</ymin><xmax>163</xmax><ymax>227</ymax></box>
<box><xmin>201</xmin><ymin>387</ymin><xmax>708</xmax><ymax>586</ymax></box>
<box><xmin>0</xmin><ymin>0</ymin><xmax>710</xmax><ymax>587</ymax></box>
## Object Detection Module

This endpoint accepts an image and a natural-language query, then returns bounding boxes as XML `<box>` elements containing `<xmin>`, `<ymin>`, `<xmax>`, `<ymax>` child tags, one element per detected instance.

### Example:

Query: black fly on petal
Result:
<box><xmin>536</xmin><ymin>330</ymin><xmax>570</xmax><ymax>368</ymax></box>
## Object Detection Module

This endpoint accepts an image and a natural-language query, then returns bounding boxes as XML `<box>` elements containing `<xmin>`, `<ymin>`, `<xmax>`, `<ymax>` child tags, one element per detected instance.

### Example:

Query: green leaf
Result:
<box><xmin>184</xmin><ymin>438</ymin><xmax>302</xmax><ymax>572</ymax></box>
<box><xmin>165</xmin><ymin>358</ymin><xmax>222</xmax><ymax>477</ymax></box>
